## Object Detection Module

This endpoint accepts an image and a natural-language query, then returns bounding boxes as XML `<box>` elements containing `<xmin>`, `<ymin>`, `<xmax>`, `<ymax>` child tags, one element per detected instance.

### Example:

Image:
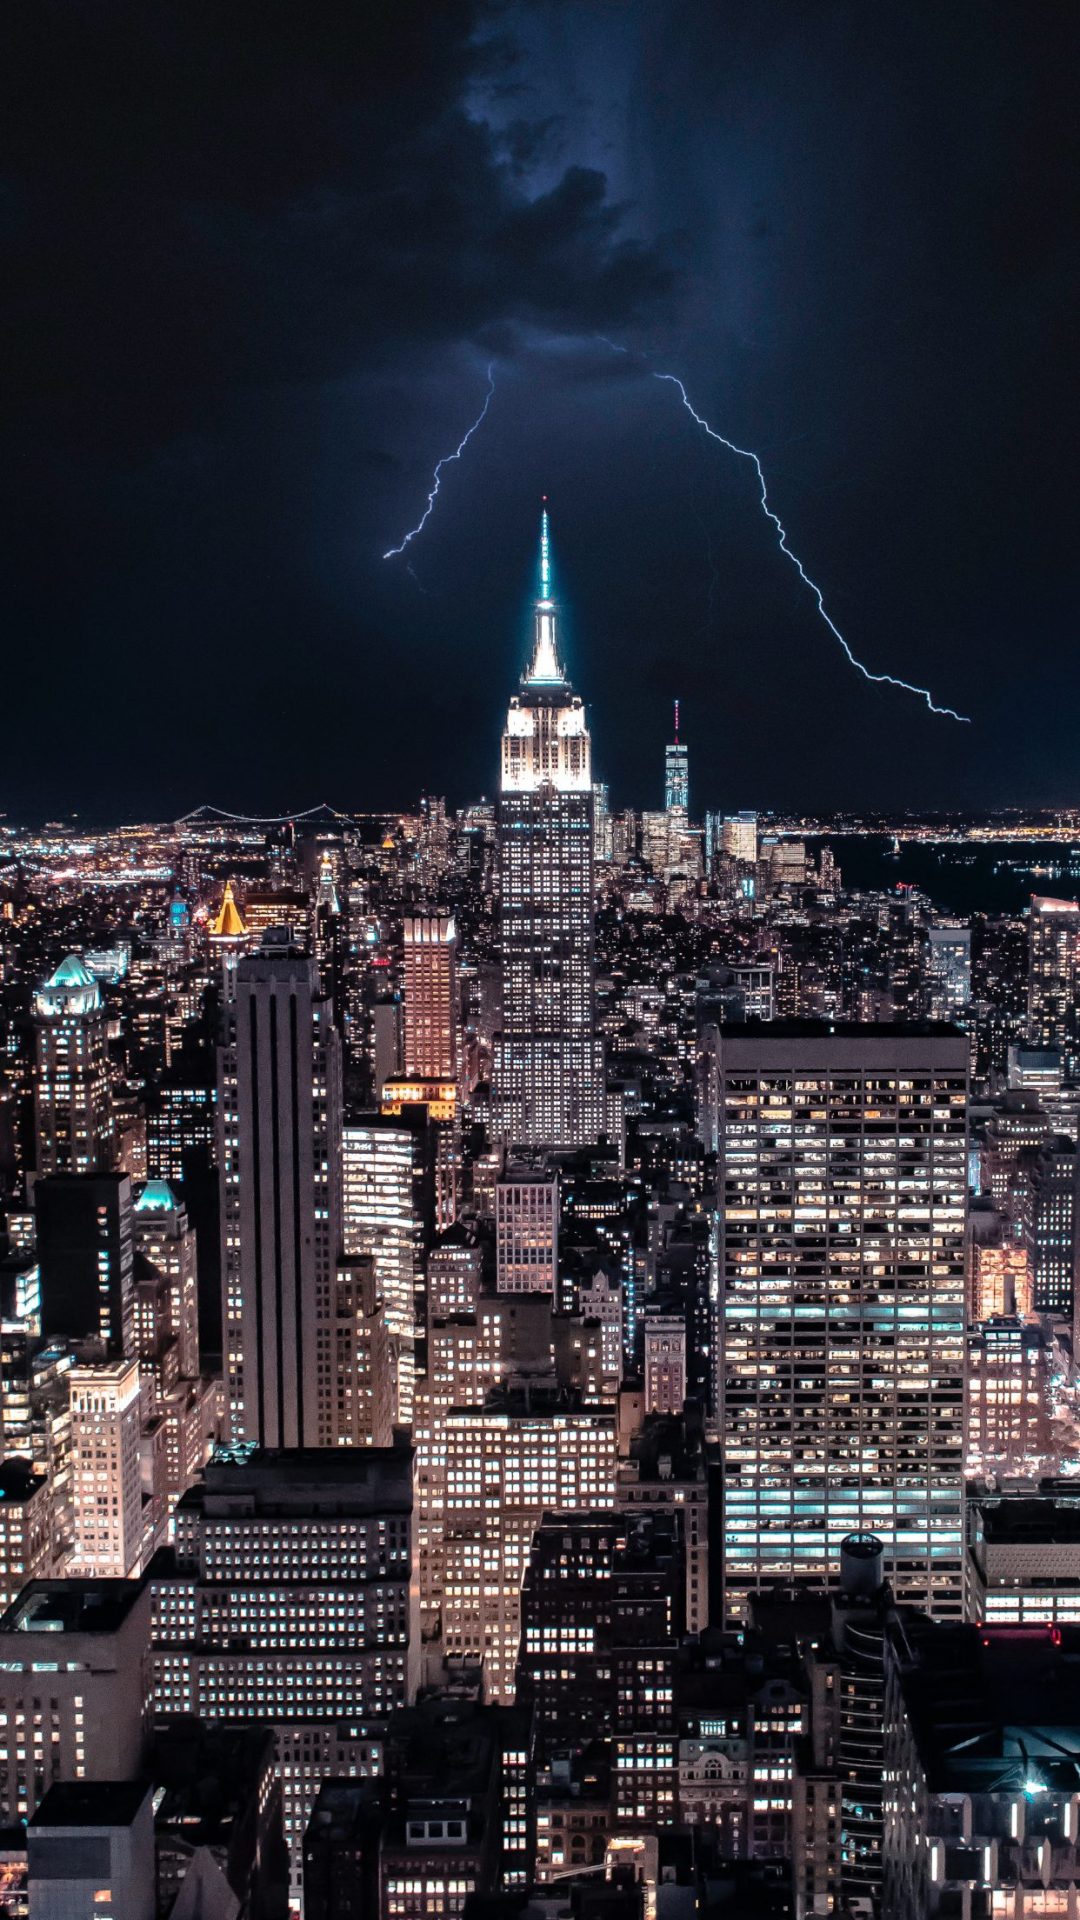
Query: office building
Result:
<box><xmin>616</xmin><ymin>1412</ymin><xmax>710</xmax><ymax>1636</ymax></box>
<box><xmin>68</xmin><ymin>1359</ymin><xmax>143</xmax><ymax>1578</ymax></box>
<box><xmin>149</xmin><ymin>1444</ymin><xmax>417</xmax><ymax>1898</ymax></box>
<box><xmin>495</xmin><ymin>1165</ymin><xmax>558</xmax><ymax>1293</ymax></box>
<box><xmin>0</xmin><ymin>1578</ymin><xmax>151</xmax><ymax>1823</ymax></box>
<box><xmin>303</xmin><ymin>1699</ymin><xmax>527</xmax><ymax>1920</ymax></box>
<box><xmin>151</xmin><ymin>1719</ymin><xmax>289</xmax><ymax>1918</ymax></box>
<box><xmin>329</xmin><ymin>1255</ymin><xmax>394</xmax><ymax>1447</ymax></box>
<box><xmin>967</xmin><ymin>1488</ymin><xmax>1080</xmax><ymax>1626</ymax></box>
<box><xmin>0</xmin><ymin>1458</ymin><xmax>53</xmax><ymax>1611</ymax></box>
<box><xmin>132</xmin><ymin>1179</ymin><xmax>199</xmax><ymax>1379</ymax></box>
<box><xmin>218</xmin><ymin>939</ymin><xmax>344</xmax><ymax>1447</ymax></box>
<box><xmin>967</xmin><ymin>1197</ymin><xmax>1032</xmax><ymax>1319</ymax></box>
<box><xmin>414</xmin><ymin>1290</ymin><xmax>555</xmax><ymax>1631</ymax></box>
<box><xmin>710</xmin><ymin>1024</ymin><xmax>967</xmax><ymax>1624</ymax></box>
<box><xmin>966</xmin><ymin>1316</ymin><xmax>1053</xmax><ymax>1477</ymax></box>
<box><xmin>925</xmin><ymin>923</ymin><xmax>971</xmax><ymax>1021</ymax></box>
<box><xmin>27</xmin><ymin>1780</ymin><xmax>155</xmax><ymax>1920</ymax></box>
<box><xmin>402</xmin><ymin>914</ymin><xmax>458</xmax><ymax>1081</ymax></box>
<box><xmin>789</xmin><ymin>1535</ymin><xmax>900</xmax><ymax>1917</ymax></box>
<box><xmin>441</xmin><ymin>1386</ymin><xmax>616</xmax><ymax>1702</ymax></box>
<box><xmin>722</xmin><ymin>812</ymin><xmax>759</xmax><ymax>865</ymax></box>
<box><xmin>517</xmin><ymin>1510</ymin><xmax>682</xmax><ymax>1833</ymax></box>
<box><xmin>881</xmin><ymin>1618</ymin><xmax>1080</xmax><ymax>1918</ymax></box>
<box><xmin>664</xmin><ymin>705</ymin><xmax>689</xmax><ymax>814</ymax></box>
<box><xmin>495</xmin><ymin>510</ymin><xmax>604</xmax><ymax>1149</ymax></box>
<box><xmin>1022</xmin><ymin>1136</ymin><xmax>1080</xmax><ymax>1317</ymax></box>
<box><xmin>342</xmin><ymin>1115</ymin><xmax>430</xmax><ymax>1424</ymax></box>
<box><xmin>427</xmin><ymin>1240</ymin><xmax>484</xmax><ymax>1318</ymax></box>
<box><xmin>35</xmin><ymin>1172</ymin><xmax>134</xmax><ymax>1357</ymax></box>
<box><xmin>1027</xmin><ymin>894</ymin><xmax>1080</xmax><ymax>1070</ymax></box>
<box><xmin>642</xmin><ymin>1311</ymin><xmax>687</xmax><ymax>1416</ymax></box>
<box><xmin>33</xmin><ymin>956</ymin><xmax>113</xmax><ymax>1177</ymax></box>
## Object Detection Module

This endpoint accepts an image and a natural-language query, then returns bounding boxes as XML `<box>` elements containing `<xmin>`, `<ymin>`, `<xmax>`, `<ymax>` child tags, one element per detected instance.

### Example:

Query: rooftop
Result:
<box><xmin>0</xmin><ymin>1458</ymin><xmax>48</xmax><ymax>1504</ymax></box>
<box><xmin>977</xmin><ymin>1495</ymin><xmax>1080</xmax><ymax>1548</ymax></box>
<box><xmin>176</xmin><ymin>1443</ymin><xmax>414</xmax><ymax>1517</ymax></box>
<box><xmin>889</xmin><ymin>1618</ymin><xmax>1080</xmax><ymax>1795</ymax></box>
<box><xmin>29</xmin><ymin>1780</ymin><xmax>150</xmax><ymax>1829</ymax></box>
<box><xmin>1</xmin><ymin>1579</ymin><xmax>146</xmax><ymax>1637</ymax></box>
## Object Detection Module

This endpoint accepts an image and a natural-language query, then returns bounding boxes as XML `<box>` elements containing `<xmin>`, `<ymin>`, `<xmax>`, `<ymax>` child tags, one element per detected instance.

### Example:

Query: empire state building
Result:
<box><xmin>495</xmin><ymin>510</ymin><xmax>605</xmax><ymax>1148</ymax></box>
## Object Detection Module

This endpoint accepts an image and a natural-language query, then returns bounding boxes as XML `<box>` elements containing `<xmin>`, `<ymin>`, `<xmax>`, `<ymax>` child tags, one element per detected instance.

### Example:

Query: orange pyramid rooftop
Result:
<box><xmin>209</xmin><ymin>880</ymin><xmax>247</xmax><ymax>940</ymax></box>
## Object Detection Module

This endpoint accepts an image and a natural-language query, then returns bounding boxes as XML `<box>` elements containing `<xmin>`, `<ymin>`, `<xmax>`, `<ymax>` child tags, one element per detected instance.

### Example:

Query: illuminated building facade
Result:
<box><xmin>132</xmin><ymin>1180</ymin><xmax>199</xmax><ymax>1379</ymax></box>
<box><xmin>218</xmin><ymin>940</ymin><xmax>343</xmax><ymax>1448</ymax></box>
<box><xmin>149</xmin><ymin>1445</ymin><xmax>417</xmax><ymax>1901</ymax></box>
<box><xmin>722</xmin><ymin>812</ymin><xmax>759</xmax><ymax>865</ymax></box>
<box><xmin>33</xmin><ymin>956</ymin><xmax>113</xmax><ymax>1176</ymax></box>
<box><xmin>664</xmin><ymin>704</ymin><xmax>689</xmax><ymax>813</ymax></box>
<box><xmin>495</xmin><ymin>512</ymin><xmax>604</xmax><ymax>1149</ymax></box>
<box><xmin>67</xmin><ymin>1359</ymin><xmax>143</xmax><ymax>1578</ymax></box>
<box><xmin>495</xmin><ymin>1166</ymin><xmax>558</xmax><ymax>1293</ymax></box>
<box><xmin>965</xmin><ymin>1316</ymin><xmax>1053</xmax><ymax>1476</ymax></box>
<box><xmin>342</xmin><ymin>1117</ymin><xmax>429</xmax><ymax>1425</ymax></box>
<box><xmin>642</xmin><ymin>1312</ymin><xmax>687</xmax><ymax>1416</ymax></box>
<box><xmin>402</xmin><ymin>915</ymin><xmax>457</xmax><ymax>1081</ymax></box>
<box><xmin>967</xmin><ymin>1491</ymin><xmax>1080</xmax><ymax>1626</ymax></box>
<box><xmin>711</xmin><ymin>1024</ymin><xmax>967</xmax><ymax>1624</ymax></box>
<box><xmin>1027</xmin><ymin>894</ymin><xmax>1080</xmax><ymax>1069</ymax></box>
<box><xmin>0</xmin><ymin>1460</ymin><xmax>53</xmax><ymax>1612</ymax></box>
<box><xmin>0</xmin><ymin>1579</ymin><xmax>151</xmax><ymax>1824</ymax></box>
<box><xmin>517</xmin><ymin>1509</ymin><xmax>682</xmax><ymax>1830</ymax></box>
<box><xmin>925</xmin><ymin>924</ymin><xmax>971</xmax><ymax>1022</ymax></box>
<box><xmin>441</xmin><ymin>1388</ymin><xmax>616</xmax><ymax>1703</ymax></box>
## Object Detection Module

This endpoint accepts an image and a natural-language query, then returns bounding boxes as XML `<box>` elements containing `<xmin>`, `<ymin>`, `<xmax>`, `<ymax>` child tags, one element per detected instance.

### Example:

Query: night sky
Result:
<box><xmin>4</xmin><ymin>2</ymin><xmax>1075</xmax><ymax>822</ymax></box>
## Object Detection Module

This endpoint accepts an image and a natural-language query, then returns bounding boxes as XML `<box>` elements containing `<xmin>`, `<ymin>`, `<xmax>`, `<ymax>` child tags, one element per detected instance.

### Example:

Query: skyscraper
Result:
<box><xmin>664</xmin><ymin>701</ymin><xmax>689</xmax><ymax>812</ymax></box>
<box><xmin>495</xmin><ymin>510</ymin><xmax>604</xmax><ymax>1149</ymax></box>
<box><xmin>1027</xmin><ymin>895</ymin><xmax>1080</xmax><ymax>1068</ymax></box>
<box><xmin>342</xmin><ymin>1115</ymin><xmax>430</xmax><ymax>1425</ymax></box>
<box><xmin>709</xmin><ymin>1023</ymin><xmax>967</xmax><ymax>1624</ymax></box>
<box><xmin>67</xmin><ymin>1359</ymin><xmax>143</xmax><ymax>1578</ymax></box>
<box><xmin>218</xmin><ymin>937</ymin><xmax>343</xmax><ymax>1447</ymax></box>
<box><xmin>926</xmin><ymin>924</ymin><xmax>971</xmax><ymax>1021</ymax></box>
<box><xmin>495</xmin><ymin>1164</ymin><xmax>559</xmax><ymax>1293</ymax></box>
<box><xmin>401</xmin><ymin>914</ymin><xmax>457</xmax><ymax>1081</ymax></box>
<box><xmin>33</xmin><ymin>956</ymin><xmax>113</xmax><ymax>1175</ymax></box>
<box><xmin>35</xmin><ymin>1171</ymin><xmax>135</xmax><ymax>1356</ymax></box>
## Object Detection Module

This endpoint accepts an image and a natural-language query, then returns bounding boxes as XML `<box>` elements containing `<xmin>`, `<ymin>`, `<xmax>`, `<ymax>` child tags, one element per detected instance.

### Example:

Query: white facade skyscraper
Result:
<box><xmin>495</xmin><ymin>510</ymin><xmax>604</xmax><ymax>1149</ymax></box>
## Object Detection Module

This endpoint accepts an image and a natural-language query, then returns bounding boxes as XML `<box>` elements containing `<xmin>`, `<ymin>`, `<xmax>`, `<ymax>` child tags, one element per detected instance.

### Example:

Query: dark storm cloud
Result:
<box><xmin>1</xmin><ymin>0</ymin><xmax>1076</xmax><ymax>820</ymax></box>
<box><xmin>2</xmin><ymin>0</ymin><xmax>670</xmax><ymax>451</ymax></box>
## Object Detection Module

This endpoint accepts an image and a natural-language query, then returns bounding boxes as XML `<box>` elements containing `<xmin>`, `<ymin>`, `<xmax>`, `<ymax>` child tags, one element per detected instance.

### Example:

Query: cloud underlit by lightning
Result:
<box><xmin>383</xmin><ymin>363</ymin><xmax>496</xmax><ymax>561</ymax></box>
<box><xmin>653</xmin><ymin>372</ymin><xmax>970</xmax><ymax>723</ymax></box>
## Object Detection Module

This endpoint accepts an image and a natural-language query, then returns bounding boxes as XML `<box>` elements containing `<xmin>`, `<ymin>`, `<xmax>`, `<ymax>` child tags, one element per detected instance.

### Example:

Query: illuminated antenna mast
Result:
<box><xmin>539</xmin><ymin>497</ymin><xmax>551</xmax><ymax>600</ymax></box>
<box><xmin>674</xmin><ymin>699</ymin><xmax>680</xmax><ymax>744</ymax></box>
<box><xmin>526</xmin><ymin>499</ymin><xmax>563</xmax><ymax>684</ymax></box>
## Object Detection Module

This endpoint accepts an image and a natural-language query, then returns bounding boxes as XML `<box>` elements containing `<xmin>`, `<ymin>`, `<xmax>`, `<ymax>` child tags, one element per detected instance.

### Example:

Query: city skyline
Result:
<box><xmin>1</xmin><ymin>8</ymin><xmax>1077</xmax><ymax>1916</ymax></box>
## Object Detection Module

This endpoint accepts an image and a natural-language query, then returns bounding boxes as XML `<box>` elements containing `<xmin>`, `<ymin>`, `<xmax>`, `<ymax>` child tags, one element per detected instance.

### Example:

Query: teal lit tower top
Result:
<box><xmin>525</xmin><ymin>500</ymin><xmax>564</xmax><ymax>686</ymax></box>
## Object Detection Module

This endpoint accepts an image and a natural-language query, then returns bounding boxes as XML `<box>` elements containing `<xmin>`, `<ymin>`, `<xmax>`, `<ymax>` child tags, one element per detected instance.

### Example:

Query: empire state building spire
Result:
<box><xmin>524</xmin><ymin>504</ymin><xmax>565</xmax><ymax>686</ymax></box>
<box><xmin>495</xmin><ymin>509</ymin><xmax>604</xmax><ymax>1150</ymax></box>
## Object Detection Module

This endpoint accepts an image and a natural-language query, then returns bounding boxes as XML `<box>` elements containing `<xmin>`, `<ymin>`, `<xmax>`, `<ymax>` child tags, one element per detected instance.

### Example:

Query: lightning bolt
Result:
<box><xmin>654</xmin><ymin>371</ymin><xmax>970</xmax><ymax>723</ymax></box>
<box><xmin>383</xmin><ymin>363</ymin><xmax>496</xmax><ymax>561</ymax></box>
